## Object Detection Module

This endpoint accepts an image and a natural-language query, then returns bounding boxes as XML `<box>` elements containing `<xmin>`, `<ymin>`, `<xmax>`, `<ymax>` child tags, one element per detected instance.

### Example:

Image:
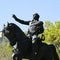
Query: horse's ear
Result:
<box><xmin>4</xmin><ymin>24</ymin><xmax>5</xmax><ymax>27</ymax></box>
<box><xmin>4</xmin><ymin>24</ymin><xmax>6</xmax><ymax>29</ymax></box>
<box><xmin>7</xmin><ymin>22</ymin><xmax>10</xmax><ymax>26</ymax></box>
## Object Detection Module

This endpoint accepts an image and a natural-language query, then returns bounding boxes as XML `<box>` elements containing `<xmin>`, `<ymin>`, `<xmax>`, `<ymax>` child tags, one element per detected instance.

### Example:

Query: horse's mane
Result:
<box><xmin>9</xmin><ymin>23</ymin><xmax>25</xmax><ymax>36</ymax></box>
<box><xmin>9</xmin><ymin>23</ymin><xmax>20</xmax><ymax>31</ymax></box>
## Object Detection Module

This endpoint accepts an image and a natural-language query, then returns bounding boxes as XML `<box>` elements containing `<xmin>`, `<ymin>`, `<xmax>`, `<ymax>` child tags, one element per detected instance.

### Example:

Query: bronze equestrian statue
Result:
<box><xmin>2</xmin><ymin>13</ymin><xmax>59</xmax><ymax>60</ymax></box>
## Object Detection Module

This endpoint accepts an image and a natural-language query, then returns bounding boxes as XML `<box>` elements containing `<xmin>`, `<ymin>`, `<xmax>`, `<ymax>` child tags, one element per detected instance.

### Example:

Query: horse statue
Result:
<box><xmin>2</xmin><ymin>22</ymin><xmax>59</xmax><ymax>60</ymax></box>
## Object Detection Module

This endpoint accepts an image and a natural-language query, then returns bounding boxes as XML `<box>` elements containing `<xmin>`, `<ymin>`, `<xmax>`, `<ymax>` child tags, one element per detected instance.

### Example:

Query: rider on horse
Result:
<box><xmin>12</xmin><ymin>13</ymin><xmax>44</xmax><ymax>59</ymax></box>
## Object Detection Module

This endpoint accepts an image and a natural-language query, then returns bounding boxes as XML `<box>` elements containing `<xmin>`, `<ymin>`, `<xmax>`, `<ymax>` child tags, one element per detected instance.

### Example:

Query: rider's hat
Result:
<box><xmin>33</xmin><ymin>13</ymin><xmax>40</xmax><ymax>18</ymax></box>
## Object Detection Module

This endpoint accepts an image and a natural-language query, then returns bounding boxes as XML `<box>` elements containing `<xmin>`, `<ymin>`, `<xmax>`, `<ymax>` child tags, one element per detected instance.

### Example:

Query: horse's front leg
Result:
<box><xmin>17</xmin><ymin>54</ymin><xmax>22</xmax><ymax>60</ymax></box>
<box><xmin>12</xmin><ymin>53</ymin><xmax>17</xmax><ymax>60</ymax></box>
<box><xmin>12</xmin><ymin>53</ymin><xmax>22</xmax><ymax>60</ymax></box>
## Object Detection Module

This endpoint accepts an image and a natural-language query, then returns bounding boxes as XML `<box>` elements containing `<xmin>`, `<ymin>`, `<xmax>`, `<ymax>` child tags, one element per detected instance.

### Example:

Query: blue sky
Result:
<box><xmin>0</xmin><ymin>0</ymin><xmax>60</xmax><ymax>31</ymax></box>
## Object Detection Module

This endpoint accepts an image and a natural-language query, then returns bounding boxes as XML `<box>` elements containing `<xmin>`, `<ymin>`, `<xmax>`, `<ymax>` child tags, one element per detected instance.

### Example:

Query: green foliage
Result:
<box><xmin>0</xmin><ymin>38</ymin><xmax>12</xmax><ymax>60</ymax></box>
<box><xmin>43</xmin><ymin>20</ymin><xmax>60</xmax><ymax>59</ymax></box>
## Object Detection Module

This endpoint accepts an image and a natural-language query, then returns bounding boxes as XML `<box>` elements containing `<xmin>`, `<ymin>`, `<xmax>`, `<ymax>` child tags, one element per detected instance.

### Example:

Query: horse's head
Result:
<box><xmin>2</xmin><ymin>22</ymin><xmax>17</xmax><ymax>46</ymax></box>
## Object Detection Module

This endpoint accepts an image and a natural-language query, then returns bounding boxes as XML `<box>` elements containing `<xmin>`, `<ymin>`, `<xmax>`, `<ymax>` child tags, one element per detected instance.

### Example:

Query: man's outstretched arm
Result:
<box><xmin>12</xmin><ymin>14</ymin><xmax>30</xmax><ymax>25</ymax></box>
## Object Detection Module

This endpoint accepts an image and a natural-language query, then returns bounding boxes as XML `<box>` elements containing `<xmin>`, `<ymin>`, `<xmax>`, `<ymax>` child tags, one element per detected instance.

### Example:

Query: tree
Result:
<box><xmin>43</xmin><ymin>20</ymin><xmax>60</xmax><ymax>59</ymax></box>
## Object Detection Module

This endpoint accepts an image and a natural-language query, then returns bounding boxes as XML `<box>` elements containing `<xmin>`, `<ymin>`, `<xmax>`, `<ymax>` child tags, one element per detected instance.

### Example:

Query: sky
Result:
<box><xmin>0</xmin><ymin>0</ymin><xmax>60</xmax><ymax>31</ymax></box>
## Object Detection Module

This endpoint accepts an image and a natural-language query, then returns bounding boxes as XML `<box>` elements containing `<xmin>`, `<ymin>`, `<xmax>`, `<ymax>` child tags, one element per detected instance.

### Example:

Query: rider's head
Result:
<box><xmin>33</xmin><ymin>13</ymin><xmax>40</xmax><ymax>21</ymax></box>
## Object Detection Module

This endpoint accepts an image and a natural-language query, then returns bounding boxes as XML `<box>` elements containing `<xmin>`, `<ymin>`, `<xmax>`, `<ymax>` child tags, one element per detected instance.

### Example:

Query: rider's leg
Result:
<box><xmin>31</xmin><ymin>35</ymin><xmax>38</xmax><ymax>60</ymax></box>
<box><xmin>32</xmin><ymin>35</ymin><xmax>38</xmax><ymax>43</ymax></box>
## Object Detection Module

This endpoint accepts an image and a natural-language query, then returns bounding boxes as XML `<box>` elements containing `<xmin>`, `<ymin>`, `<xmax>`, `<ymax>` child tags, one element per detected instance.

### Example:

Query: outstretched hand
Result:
<box><xmin>12</xmin><ymin>14</ymin><xmax>16</xmax><ymax>19</ymax></box>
